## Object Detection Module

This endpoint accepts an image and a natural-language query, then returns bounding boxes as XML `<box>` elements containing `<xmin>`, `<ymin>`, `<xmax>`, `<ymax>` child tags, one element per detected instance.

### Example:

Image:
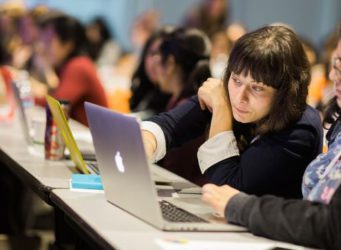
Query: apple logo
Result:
<box><xmin>114</xmin><ymin>151</ymin><xmax>125</xmax><ymax>173</ymax></box>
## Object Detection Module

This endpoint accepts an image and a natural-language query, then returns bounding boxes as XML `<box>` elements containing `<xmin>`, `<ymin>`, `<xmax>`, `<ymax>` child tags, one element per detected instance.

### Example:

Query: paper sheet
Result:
<box><xmin>154</xmin><ymin>238</ymin><xmax>300</xmax><ymax>250</ymax></box>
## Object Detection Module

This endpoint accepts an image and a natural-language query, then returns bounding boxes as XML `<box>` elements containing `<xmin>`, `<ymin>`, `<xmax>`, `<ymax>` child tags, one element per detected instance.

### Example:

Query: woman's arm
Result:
<box><xmin>202</xmin><ymin>184</ymin><xmax>341</xmax><ymax>250</ymax></box>
<box><xmin>142</xmin><ymin>78</ymin><xmax>230</xmax><ymax>162</ymax></box>
<box><xmin>145</xmin><ymin>95</ymin><xmax>211</xmax><ymax>149</ymax></box>
<box><xmin>198</xmin><ymin>78</ymin><xmax>232</xmax><ymax>137</ymax></box>
<box><xmin>202</xmin><ymin>123</ymin><xmax>319</xmax><ymax>197</ymax></box>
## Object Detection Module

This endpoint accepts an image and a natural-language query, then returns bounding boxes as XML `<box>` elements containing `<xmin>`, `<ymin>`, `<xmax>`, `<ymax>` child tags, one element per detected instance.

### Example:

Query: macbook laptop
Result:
<box><xmin>85</xmin><ymin>102</ymin><xmax>246</xmax><ymax>232</ymax></box>
<box><xmin>46</xmin><ymin>95</ymin><xmax>98</xmax><ymax>175</ymax></box>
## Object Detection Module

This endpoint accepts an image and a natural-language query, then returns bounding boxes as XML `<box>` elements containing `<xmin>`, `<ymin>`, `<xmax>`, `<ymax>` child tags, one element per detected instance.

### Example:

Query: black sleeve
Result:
<box><xmin>205</xmin><ymin>125</ymin><xmax>319</xmax><ymax>198</ymax></box>
<box><xmin>148</xmin><ymin>96</ymin><xmax>211</xmax><ymax>149</ymax></box>
<box><xmin>225</xmin><ymin>187</ymin><xmax>341</xmax><ymax>250</ymax></box>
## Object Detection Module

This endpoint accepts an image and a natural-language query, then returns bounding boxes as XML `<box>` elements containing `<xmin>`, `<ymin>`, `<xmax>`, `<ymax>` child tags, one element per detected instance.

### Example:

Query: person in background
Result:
<box><xmin>316</xmin><ymin>27</ymin><xmax>341</xmax><ymax>109</ymax></box>
<box><xmin>301</xmin><ymin>36</ymin><xmax>329</xmax><ymax>109</ymax></box>
<box><xmin>129</xmin><ymin>27</ymin><xmax>173</xmax><ymax>117</ymax></box>
<box><xmin>86</xmin><ymin>17</ymin><xmax>121</xmax><ymax>67</ymax></box>
<box><xmin>202</xmin><ymin>26</ymin><xmax>341</xmax><ymax>249</ymax></box>
<box><xmin>142</xmin><ymin>26</ymin><xmax>323</xmax><ymax>198</ymax></box>
<box><xmin>183</xmin><ymin>0</ymin><xmax>229</xmax><ymax>38</ymax></box>
<box><xmin>151</xmin><ymin>28</ymin><xmax>212</xmax><ymax>184</ymax></box>
<box><xmin>225</xmin><ymin>22</ymin><xmax>247</xmax><ymax>46</ymax></box>
<box><xmin>209</xmin><ymin>29</ymin><xmax>231</xmax><ymax>78</ymax></box>
<box><xmin>0</xmin><ymin>2</ymin><xmax>25</xmax><ymax>66</ymax></box>
<box><xmin>114</xmin><ymin>10</ymin><xmax>160</xmax><ymax>85</ymax></box>
<box><xmin>154</xmin><ymin>28</ymin><xmax>211</xmax><ymax>111</ymax></box>
<box><xmin>32</xmin><ymin>14</ymin><xmax>108</xmax><ymax>126</ymax></box>
<box><xmin>0</xmin><ymin>32</ymin><xmax>15</xmax><ymax>122</ymax></box>
<box><xmin>13</xmin><ymin>5</ymin><xmax>50</xmax><ymax>73</ymax></box>
<box><xmin>130</xmin><ymin>9</ymin><xmax>160</xmax><ymax>55</ymax></box>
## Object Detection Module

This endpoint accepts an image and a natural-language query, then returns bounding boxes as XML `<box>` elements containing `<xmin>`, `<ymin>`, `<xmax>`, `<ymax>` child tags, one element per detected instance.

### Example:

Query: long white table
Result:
<box><xmin>50</xmin><ymin>189</ymin><xmax>305</xmax><ymax>250</ymax></box>
<box><xmin>0</xmin><ymin>110</ymin><xmax>309</xmax><ymax>250</ymax></box>
<box><xmin>0</xmin><ymin>109</ymin><xmax>93</xmax><ymax>201</ymax></box>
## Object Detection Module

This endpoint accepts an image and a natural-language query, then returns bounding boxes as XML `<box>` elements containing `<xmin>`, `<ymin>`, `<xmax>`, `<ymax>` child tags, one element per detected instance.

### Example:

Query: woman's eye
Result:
<box><xmin>232</xmin><ymin>77</ymin><xmax>242</xmax><ymax>85</ymax></box>
<box><xmin>252</xmin><ymin>86</ymin><xmax>264</xmax><ymax>92</ymax></box>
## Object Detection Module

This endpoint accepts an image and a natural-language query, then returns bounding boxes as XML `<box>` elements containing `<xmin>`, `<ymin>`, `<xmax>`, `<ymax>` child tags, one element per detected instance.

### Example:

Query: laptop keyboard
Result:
<box><xmin>159</xmin><ymin>200</ymin><xmax>208</xmax><ymax>223</ymax></box>
<box><xmin>86</xmin><ymin>162</ymin><xmax>100</xmax><ymax>175</ymax></box>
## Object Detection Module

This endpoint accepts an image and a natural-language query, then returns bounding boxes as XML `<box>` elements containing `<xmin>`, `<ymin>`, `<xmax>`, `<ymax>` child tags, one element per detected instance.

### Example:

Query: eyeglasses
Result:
<box><xmin>332</xmin><ymin>57</ymin><xmax>341</xmax><ymax>77</ymax></box>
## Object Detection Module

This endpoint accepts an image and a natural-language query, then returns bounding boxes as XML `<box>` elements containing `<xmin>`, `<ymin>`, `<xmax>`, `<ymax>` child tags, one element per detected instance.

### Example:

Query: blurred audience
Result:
<box><xmin>225</xmin><ymin>22</ymin><xmax>247</xmax><ymax>45</ymax></box>
<box><xmin>209</xmin><ymin>29</ymin><xmax>231</xmax><ymax>78</ymax></box>
<box><xmin>0</xmin><ymin>33</ymin><xmax>15</xmax><ymax>122</ymax></box>
<box><xmin>0</xmin><ymin>2</ymin><xmax>25</xmax><ymax>65</ymax></box>
<box><xmin>303</xmin><ymin>36</ymin><xmax>330</xmax><ymax>109</ymax></box>
<box><xmin>113</xmin><ymin>9</ymin><xmax>160</xmax><ymax>85</ymax></box>
<box><xmin>153</xmin><ymin>27</ymin><xmax>212</xmax><ymax>185</ymax></box>
<box><xmin>154</xmin><ymin>28</ymin><xmax>211</xmax><ymax>110</ymax></box>
<box><xmin>318</xmin><ymin>27</ymin><xmax>341</xmax><ymax>107</ymax></box>
<box><xmin>183</xmin><ymin>0</ymin><xmax>229</xmax><ymax>38</ymax></box>
<box><xmin>131</xmin><ymin>9</ymin><xmax>160</xmax><ymax>55</ymax></box>
<box><xmin>130</xmin><ymin>27</ymin><xmax>174</xmax><ymax>117</ymax></box>
<box><xmin>86</xmin><ymin>17</ymin><xmax>121</xmax><ymax>67</ymax></box>
<box><xmin>13</xmin><ymin>5</ymin><xmax>50</xmax><ymax>72</ymax></box>
<box><xmin>33</xmin><ymin>14</ymin><xmax>108</xmax><ymax>126</ymax></box>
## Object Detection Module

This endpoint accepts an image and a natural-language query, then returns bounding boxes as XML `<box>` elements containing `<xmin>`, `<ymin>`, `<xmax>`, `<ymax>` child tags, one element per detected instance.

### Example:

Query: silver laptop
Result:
<box><xmin>85</xmin><ymin>102</ymin><xmax>246</xmax><ymax>232</ymax></box>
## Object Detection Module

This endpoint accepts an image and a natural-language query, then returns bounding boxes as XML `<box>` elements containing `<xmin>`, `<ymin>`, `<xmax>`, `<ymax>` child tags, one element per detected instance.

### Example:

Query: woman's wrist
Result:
<box><xmin>209</xmin><ymin>102</ymin><xmax>233</xmax><ymax>138</ymax></box>
<box><xmin>142</xmin><ymin>130</ymin><xmax>157</xmax><ymax>160</ymax></box>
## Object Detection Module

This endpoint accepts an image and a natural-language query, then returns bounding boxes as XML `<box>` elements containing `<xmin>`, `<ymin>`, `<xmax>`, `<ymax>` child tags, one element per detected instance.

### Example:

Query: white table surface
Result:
<box><xmin>51</xmin><ymin>189</ymin><xmax>306</xmax><ymax>250</ymax></box>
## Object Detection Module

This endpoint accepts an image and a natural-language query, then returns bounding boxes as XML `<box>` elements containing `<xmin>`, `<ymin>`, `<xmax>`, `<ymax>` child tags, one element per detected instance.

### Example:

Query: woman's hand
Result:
<box><xmin>142</xmin><ymin>130</ymin><xmax>157</xmax><ymax>161</ymax></box>
<box><xmin>202</xmin><ymin>184</ymin><xmax>240</xmax><ymax>218</ymax></box>
<box><xmin>33</xmin><ymin>55</ymin><xmax>59</xmax><ymax>91</ymax></box>
<box><xmin>198</xmin><ymin>78</ymin><xmax>228</xmax><ymax>112</ymax></box>
<box><xmin>198</xmin><ymin>78</ymin><xmax>233</xmax><ymax>137</ymax></box>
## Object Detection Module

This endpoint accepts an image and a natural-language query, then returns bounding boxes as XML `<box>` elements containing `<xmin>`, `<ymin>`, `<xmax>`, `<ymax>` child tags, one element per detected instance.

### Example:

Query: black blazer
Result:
<box><xmin>149</xmin><ymin>96</ymin><xmax>323</xmax><ymax>198</ymax></box>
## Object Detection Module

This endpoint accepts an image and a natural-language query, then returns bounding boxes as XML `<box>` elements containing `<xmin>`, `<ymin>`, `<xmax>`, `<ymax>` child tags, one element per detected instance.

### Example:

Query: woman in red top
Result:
<box><xmin>34</xmin><ymin>14</ymin><xmax>108</xmax><ymax>125</ymax></box>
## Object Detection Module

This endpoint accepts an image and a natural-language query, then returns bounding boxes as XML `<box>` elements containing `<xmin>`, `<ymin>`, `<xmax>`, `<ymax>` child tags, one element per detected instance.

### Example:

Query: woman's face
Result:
<box><xmin>144</xmin><ymin>38</ymin><xmax>161</xmax><ymax>83</ymax></box>
<box><xmin>153</xmin><ymin>53</ymin><xmax>179</xmax><ymax>94</ymax></box>
<box><xmin>39</xmin><ymin>26</ymin><xmax>73</xmax><ymax>67</ymax></box>
<box><xmin>228</xmin><ymin>72</ymin><xmax>276</xmax><ymax>123</ymax></box>
<box><xmin>330</xmin><ymin>40</ymin><xmax>341</xmax><ymax>108</ymax></box>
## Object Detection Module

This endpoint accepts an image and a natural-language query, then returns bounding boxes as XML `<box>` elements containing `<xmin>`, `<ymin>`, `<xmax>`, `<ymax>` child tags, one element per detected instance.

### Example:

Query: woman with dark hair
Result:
<box><xmin>142</xmin><ymin>25</ymin><xmax>322</xmax><ymax>198</ymax></box>
<box><xmin>201</xmin><ymin>26</ymin><xmax>341</xmax><ymax>249</ymax></box>
<box><xmin>154</xmin><ymin>28</ymin><xmax>211</xmax><ymax>110</ymax></box>
<box><xmin>86</xmin><ymin>17</ymin><xmax>121</xmax><ymax>66</ymax></box>
<box><xmin>150</xmin><ymin>27</ymin><xmax>212</xmax><ymax>184</ymax></box>
<box><xmin>129</xmin><ymin>27</ymin><xmax>173</xmax><ymax>116</ymax></box>
<box><xmin>33</xmin><ymin>14</ymin><xmax>108</xmax><ymax>126</ymax></box>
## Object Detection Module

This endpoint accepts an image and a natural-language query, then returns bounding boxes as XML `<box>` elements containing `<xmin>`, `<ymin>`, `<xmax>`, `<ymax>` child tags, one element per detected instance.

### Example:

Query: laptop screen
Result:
<box><xmin>46</xmin><ymin>95</ymin><xmax>90</xmax><ymax>174</ymax></box>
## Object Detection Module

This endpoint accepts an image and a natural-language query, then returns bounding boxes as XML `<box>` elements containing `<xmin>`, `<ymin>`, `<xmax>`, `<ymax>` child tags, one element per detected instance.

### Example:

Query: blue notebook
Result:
<box><xmin>71</xmin><ymin>173</ymin><xmax>103</xmax><ymax>190</ymax></box>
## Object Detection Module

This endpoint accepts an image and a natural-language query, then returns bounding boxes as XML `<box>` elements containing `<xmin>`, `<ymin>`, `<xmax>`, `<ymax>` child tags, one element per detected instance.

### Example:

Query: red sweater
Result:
<box><xmin>0</xmin><ymin>67</ymin><xmax>16</xmax><ymax>122</ymax></box>
<box><xmin>36</xmin><ymin>56</ymin><xmax>108</xmax><ymax>126</ymax></box>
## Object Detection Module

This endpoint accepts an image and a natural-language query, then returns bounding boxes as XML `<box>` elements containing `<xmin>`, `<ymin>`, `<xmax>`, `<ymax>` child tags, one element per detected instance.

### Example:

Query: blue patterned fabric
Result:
<box><xmin>302</xmin><ymin>130</ymin><xmax>341</xmax><ymax>204</ymax></box>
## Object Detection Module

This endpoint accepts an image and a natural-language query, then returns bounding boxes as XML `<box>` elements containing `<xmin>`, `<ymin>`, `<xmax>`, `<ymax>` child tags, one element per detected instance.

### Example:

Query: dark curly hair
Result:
<box><xmin>223</xmin><ymin>25</ymin><xmax>311</xmax><ymax>149</ymax></box>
